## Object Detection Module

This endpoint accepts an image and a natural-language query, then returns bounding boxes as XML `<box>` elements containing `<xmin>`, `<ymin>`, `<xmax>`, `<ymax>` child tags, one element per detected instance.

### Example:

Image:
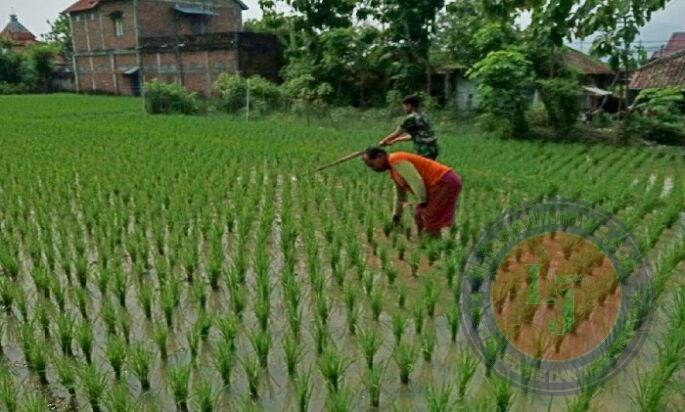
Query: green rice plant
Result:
<box><xmin>0</xmin><ymin>276</ymin><xmax>16</xmax><ymax>314</ymax></box>
<box><xmin>30</xmin><ymin>269</ymin><xmax>50</xmax><ymax>299</ymax></box>
<box><xmin>483</xmin><ymin>337</ymin><xmax>499</xmax><ymax>377</ymax></box>
<box><xmin>168</xmin><ymin>362</ymin><xmax>192</xmax><ymax>412</ymax></box>
<box><xmin>283</xmin><ymin>333</ymin><xmax>303</xmax><ymax>378</ymax></box>
<box><xmin>393</xmin><ymin>342</ymin><xmax>418</xmax><ymax>384</ymax></box>
<box><xmin>446</xmin><ymin>305</ymin><xmax>460</xmax><ymax>342</ymax></box>
<box><xmin>14</xmin><ymin>286</ymin><xmax>28</xmax><ymax>322</ymax></box>
<box><xmin>412</xmin><ymin>302</ymin><xmax>425</xmax><ymax>335</ymax></box>
<box><xmin>410</xmin><ymin>249</ymin><xmax>420</xmax><ymax>276</ymax></box>
<box><xmin>325</xmin><ymin>384</ymin><xmax>355</xmax><ymax>412</ymax></box>
<box><xmin>56</xmin><ymin>312</ymin><xmax>75</xmax><ymax>357</ymax></box>
<box><xmin>50</xmin><ymin>276</ymin><xmax>66</xmax><ymax>311</ymax></box>
<box><xmin>192</xmin><ymin>375</ymin><xmax>218</xmax><ymax>412</ymax></box>
<box><xmin>75</xmin><ymin>256</ymin><xmax>89</xmax><ymax>288</ymax></box>
<box><xmin>343</xmin><ymin>282</ymin><xmax>357</xmax><ymax>313</ymax></box>
<box><xmin>230</xmin><ymin>281</ymin><xmax>246</xmax><ymax>317</ymax></box>
<box><xmin>318</xmin><ymin>344</ymin><xmax>352</xmax><ymax>392</ymax></box>
<box><xmin>77</xmin><ymin>320</ymin><xmax>94</xmax><ymax>364</ymax></box>
<box><xmin>455</xmin><ymin>348</ymin><xmax>479</xmax><ymax>399</ymax></box>
<box><xmin>0</xmin><ymin>368</ymin><xmax>17</xmax><ymax>412</ymax></box>
<box><xmin>152</xmin><ymin>321</ymin><xmax>169</xmax><ymax>361</ymax></box>
<box><xmin>249</xmin><ymin>327</ymin><xmax>272</xmax><ymax>369</ymax></box>
<box><xmin>358</xmin><ymin>326</ymin><xmax>382</xmax><ymax>369</ymax></box>
<box><xmin>420</xmin><ymin>326</ymin><xmax>437</xmax><ymax>362</ymax></box>
<box><xmin>287</xmin><ymin>301</ymin><xmax>303</xmax><ymax>338</ymax></box>
<box><xmin>55</xmin><ymin>355</ymin><xmax>77</xmax><ymax>396</ymax></box>
<box><xmin>315</xmin><ymin>290</ymin><xmax>330</xmax><ymax>325</ymax></box>
<box><xmin>396</xmin><ymin>282</ymin><xmax>407</xmax><ymax>309</ymax></box>
<box><xmin>385</xmin><ymin>266</ymin><xmax>398</xmax><ymax>285</ymax></box>
<box><xmin>397</xmin><ymin>242</ymin><xmax>406</xmax><ymax>261</ymax></box>
<box><xmin>391</xmin><ymin>311</ymin><xmax>407</xmax><ymax>346</ymax></box>
<box><xmin>80</xmin><ymin>364</ymin><xmax>108</xmax><ymax>412</ymax></box>
<box><xmin>119</xmin><ymin>309</ymin><xmax>132</xmax><ymax>344</ymax></box>
<box><xmin>113</xmin><ymin>269</ymin><xmax>128</xmax><ymax>307</ymax></box>
<box><xmin>294</xmin><ymin>370</ymin><xmax>312</xmax><ymax>412</ymax></box>
<box><xmin>489</xmin><ymin>375</ymin><xmax>515</xmax><ymax>412</ymax></box>
<box><xmin>106</xmin><ymin>335</ymin><xmax>127</xmax><ymax>380</ymax></box>
<box><xmin>470</xmin><ymin>293</ymin><xmax>483</xmax><ymax>329</ymax></box>
<box><xmin>426</xmin><ymin>381</ymin><xmax>452</xmax><ymax>412</ymax></box>
<box><xmin>427</xmin><ymin>242</ymin><xmax>441</xmax><ymax>266</ymax></box>
<box><xmin>364</xmin><ymin>362</ymin><xmax>385</xmax><ymax>408</ymax></box>
<box><xmin>129</xmin><ymin>344</ymin><xmax>153</xmax><ymax>391</ymax></box>
<box><xmin>98</xmin><ymin>296</ymin><xmax>117</xmax><ymax>335</ymax></box>
<box><xmin>137</xmin><ymin>280</ymin><xmax>154</xmax><ymax>320</ymax></box>
<box><xmin>195</xmin><ymin>308</ymin><xmax>213</xmax><ymax>340</ymax></box>
<box><xmin>107</xmin><ymin>381</ymin><xmax>136</xmax><ymax>412</ymax></box>
<box><xmin>73</xmin><ymin>285</ymin><xmax>89</xmax><ymax>320</ymax></box>
<box><xmin>312</xmin><ymin>318</ymin><xmax>330</xmax><ymax>356</ymax></box>
<box><xmin>29</xmin><ymin>338</ymin><xmax>49</xmax><ymax>386</ymax></box>
<box><xmin>422</xmin><ymin>276</ymin><xmax>440</xmax><ymax>317</ymax></box>
<box><xmin>18</xmin><ymin>390</ymin><xmax>48</xmax><ymax>412</ymax></box>
<box><xmin>35</xmin><ymin>301</ymin><xmax>51</xmax><ymax>340</ymax></box>
<box><xmin>191</xmin><ymin>278</ymin><xmax>207</xmax><ymax>311</ymax></box>
<box><xmin>216</xmin><ymin>314</ymin><xmax>239</xmax><ymax>351</ymax></box>
<box><xmin>362</xmin><ymin>270</ymin><xmax>375</xmax><ymax>296</ymax></box>
<box><xmin>346</xmin><ymin>304</ymin><xmax>359</xmax><ymax>335</ymax></box>
<box><xmin>161</xmin><ymin>281</ymin><xmax>176</xmax><ymax>328</ymax></box>
<box><xmin>369</xmin><ymin>288</ymin><xmax>384</xmax><ymax>321</ymax></box>
<box><xmin>565</xmin><ymin>388</ymin><xmax>596</xmax><ymax>412</ymax></box>
<box><xmin>187</xmin><ymin>328</ymin><xmax>201</xmax><ymax>364</ymax></box>
<box><xmin>241</xmin><ymin>354</ymin><xmax>262</xmax><ymax>399</ymax></box>
<box><xmin>213</xmin><ymin>339</ymin><xmax>234</xmax><ymax>386</ymax></box>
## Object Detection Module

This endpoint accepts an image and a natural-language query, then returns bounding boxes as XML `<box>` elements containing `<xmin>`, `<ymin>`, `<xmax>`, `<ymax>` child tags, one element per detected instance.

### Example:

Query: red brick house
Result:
<box><xmin>629</xmin><ymin>50</ymin><xmax>685</xmax><ymax>97</ymax></box>
<box><xmin>1</xmin><ymin>14</ymin><xmax>38</xmax><ymax>51</ymax></box>
<box><xmin>64</xmin><ymin>0</ymin><xmax>283</xmax><ymax>96</ymax></box>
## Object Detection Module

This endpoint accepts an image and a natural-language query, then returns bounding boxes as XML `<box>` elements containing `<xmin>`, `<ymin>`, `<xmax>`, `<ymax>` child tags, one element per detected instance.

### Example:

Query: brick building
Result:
<box><xmin>64</xmin><ymin>0</ymin><xmax>283</xmax><ymax>96</ymax></box>
<box><xmin>1</xmin><ymin>14</ymin><xmax>38</xmax><ymax>51</ymax></box>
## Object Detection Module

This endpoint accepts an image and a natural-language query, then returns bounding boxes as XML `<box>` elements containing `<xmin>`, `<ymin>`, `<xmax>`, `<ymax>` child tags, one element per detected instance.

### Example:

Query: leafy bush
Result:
<box><xmin>282</xmin><ymin>74</ymin><xmax>333</xmax><ymax>119</ymax></box>
<box><xmin>213</xmin><ymin>74</ymin><xmax>282</xmax><ymax>114</ymax></box>
<box><xmin>538</xmin><ymin>77</ymin><xmax>582</xmax><ymax>138</ymax></box>
<box><xmin>469</xmin><ymin>49</ymin><xmax>536</xmax><ymax>139</ymax></box>
<box><xmin>144</xmin><ymin>80</ymin><xmax>200</xmax><ymax>115</ymax></box>
<box><xmin>0</xmin><ymin>81</ymin><xmax>30</xmax><ymax>95</ymax></box>
<box><xmin>625</xmin><ymin>87</ymin><xmax>685</xmax><ymax>145</ymax></box>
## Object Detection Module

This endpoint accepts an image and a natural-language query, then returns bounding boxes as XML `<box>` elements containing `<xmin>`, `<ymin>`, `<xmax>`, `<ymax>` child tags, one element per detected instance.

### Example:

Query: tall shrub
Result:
<box><xmin>213</xmin><ymin>74</ymin><xmax>282</xmax><ymax>114</ymax></box>
<box><xmin>144</xmin><ymin>80</ymin><xmax>199</xmax><ymax>115</ymax></box>
<box><xmin>469</xmin><ymin>49</ymin><xmax>535</xmax><ymax>139</ymax></box>
<box><xmin>538</xmin><ymin>77</ymin><xmax>582</xmax><ymax>138</ymax></box>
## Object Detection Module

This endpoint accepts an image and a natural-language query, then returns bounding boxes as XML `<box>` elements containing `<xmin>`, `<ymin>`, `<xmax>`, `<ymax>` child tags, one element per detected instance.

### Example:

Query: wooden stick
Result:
<box><xmin>314</xmin><ymin>151</ymin><xmax>365</xmax><ymax>172</ymax></box>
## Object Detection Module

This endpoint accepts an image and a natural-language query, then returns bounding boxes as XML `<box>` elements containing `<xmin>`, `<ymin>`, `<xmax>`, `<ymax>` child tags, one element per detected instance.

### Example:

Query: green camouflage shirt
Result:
<box><xmin>399</xmin><ymin>112</ymin><xmax>439</xmax><ymax>159</ymax></box>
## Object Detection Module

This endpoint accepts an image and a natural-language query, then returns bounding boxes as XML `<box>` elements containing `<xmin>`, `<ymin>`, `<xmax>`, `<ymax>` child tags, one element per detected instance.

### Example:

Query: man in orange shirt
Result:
<box><xmin>362</xmin><ymin>147</ymin><xmax>462</xmax><ymax>237</ymax></box>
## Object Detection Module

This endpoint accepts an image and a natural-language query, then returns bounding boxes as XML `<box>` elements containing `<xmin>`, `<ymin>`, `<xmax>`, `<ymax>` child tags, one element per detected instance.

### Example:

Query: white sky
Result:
<box><xmin>1</xmin><ymin>0</ymin><xmax>684</xmax><ymax>51</ymax></box>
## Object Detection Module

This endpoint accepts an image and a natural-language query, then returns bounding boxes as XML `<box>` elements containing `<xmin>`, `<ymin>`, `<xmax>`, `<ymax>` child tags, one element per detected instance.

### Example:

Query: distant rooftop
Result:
<box><xmin>1</xmin><ymin>14</ymin><xmax>37</xmax><ymax>45</ymax></box>
<box><xmin>652</xmin><ymin>32</ymin><xmax>685</xmax><ymax>60</ymax></box>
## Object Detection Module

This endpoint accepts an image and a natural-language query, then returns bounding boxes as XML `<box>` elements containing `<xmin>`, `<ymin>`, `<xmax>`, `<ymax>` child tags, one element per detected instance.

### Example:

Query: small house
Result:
<box><xmin>1</xmin><ymin>14</ymin><xmax>37</xmax><ymax>51</ymax></box>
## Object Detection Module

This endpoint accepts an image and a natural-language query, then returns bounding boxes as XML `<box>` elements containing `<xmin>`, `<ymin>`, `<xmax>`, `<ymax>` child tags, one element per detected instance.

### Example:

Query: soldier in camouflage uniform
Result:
<box><xmin>379</xmin><ymin>94</ymin><xmax>439</xmax><ymax>160</ymax></box>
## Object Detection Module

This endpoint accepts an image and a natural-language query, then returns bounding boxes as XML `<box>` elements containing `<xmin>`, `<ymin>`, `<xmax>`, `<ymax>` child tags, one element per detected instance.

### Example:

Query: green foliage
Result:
<box><xmin>538</xmin><ymin>77</ymin><xmax>583</xmax><ymax>138</ymax></box>
<box><xmin>42</xmin><ymin>12</ymin><xmax>73</xmax><ymax>57</ymax></box>
<box><xmin>213</xmin><ymin>73</ymin><xmax>282</xmax><ymax>114</ymax></box>
<box><xmin>470</xmin><ymin>49</ymin><xmax>535</xmax><ymax>138</ymax></box>
<box><xmin>144</xmin><ymin>80</ymin><xmax>201</xmax><ymax>115</ymax></box>
<box><xmin>626</xmin><ymin>87</ymin><xmax>685</xmax><ymax>145</ymax></box>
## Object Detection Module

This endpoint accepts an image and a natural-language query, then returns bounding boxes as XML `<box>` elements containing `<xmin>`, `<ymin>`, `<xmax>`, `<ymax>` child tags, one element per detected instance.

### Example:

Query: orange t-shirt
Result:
<box><xmin>388</xmin><ymin>152</ymin><xmax>451</xmax><ymax>192</ymax></box>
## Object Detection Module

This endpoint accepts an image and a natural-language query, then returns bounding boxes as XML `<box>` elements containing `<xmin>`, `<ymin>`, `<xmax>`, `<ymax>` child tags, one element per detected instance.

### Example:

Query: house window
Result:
<box><xmin>190</xmin><ymin>17</ymin><xmax>202</xmax><ymax>35</ymax></box>
<box><xmin>111</xmin><ymin>12</ymin><xmax>124</xmax><ymax>37</ymax></box>
<box><xmin>75</xmin><ymin>15</ymin><xmax>81</xmax><ymax>22</ymax></box>
<box><xmin>90</xmin><ymin>13</ymin><xmax>97</xmax><ymax>21</ymax></box>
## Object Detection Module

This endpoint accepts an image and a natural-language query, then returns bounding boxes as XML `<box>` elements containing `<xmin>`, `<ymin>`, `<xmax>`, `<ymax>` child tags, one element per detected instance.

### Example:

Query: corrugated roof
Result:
<box><xmin>174</xmin><ymin>5</ymin><xmax>219</xmax><ymax>16</ymax></box>
<box><xmin>629</xmin><ymin>50</ymin><xmax>685</xmax><ymax>89</ymax></box>
<box><xmin>561</xmin><ymin>48</ymin><xmax>613</xmax><ymax>75</ymax></box>
<box><xmin>652</xmin><ymin>32</ymin><xmax>685</xmax><ymax>59</ymax></box>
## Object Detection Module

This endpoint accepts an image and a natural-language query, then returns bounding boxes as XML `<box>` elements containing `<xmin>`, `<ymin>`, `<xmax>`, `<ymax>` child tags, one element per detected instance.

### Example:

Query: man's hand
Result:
<box><xmin>379</xmin><ymin>139</ymin><xmax>394</xmax><ymax>147</ymax></box>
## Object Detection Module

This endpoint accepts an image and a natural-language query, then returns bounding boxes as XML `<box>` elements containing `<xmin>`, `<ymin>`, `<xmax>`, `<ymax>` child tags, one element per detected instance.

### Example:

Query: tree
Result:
<box><xmin>25</xmin><ymin>44</ymin><xmax>57</xmax><ymax>91</ymax></box>
<box><xmin>43</xmin><ymin>13</ymin><xmax>72</xmax><ymax>58</ymax></box>
<box><xmin>469</xmin><ymin>49</ymin><xmax>536</xmax><ymax>138</ymax></box>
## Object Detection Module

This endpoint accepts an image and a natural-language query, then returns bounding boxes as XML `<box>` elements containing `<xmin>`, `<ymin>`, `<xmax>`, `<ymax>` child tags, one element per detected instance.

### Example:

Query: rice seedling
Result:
<box><xmin>420</xmin><ymin>326</ymin><xmax>437</xmax><ymax>362</ymax></box>
<box><xmin>393</xmin><ymin>342</ymin><xmax>418</xmax><ymax>384</ymax></box>
<box><xmin>216</xmin><ymin>314</ymin><xmax>239</xmax><ymax>350</ymax></box>
<box><xmin>397</xmin><ymin>242</ymin><xmax>406</xmax><ymax>261</ymax></box>
<box><xmin>30</xmin><ymin>268</ymin><xmax>50</xmax><ymax>299</ymax></box>
<box><xmin>241</xmin><ymin>354</ymin><xmax>262</xmax><ymax>399</ymax></box>
<box><xmin>56</xmin><ymin>312</ymin><xmax>75</xmax><ymax>357</ymax></box>
<box><xmin>455</xmin><ymin>348</ymin><xmax>479</xmax><ymax>399</ymax></box>
<box><xmin>312</xmin><ymin>318</ymin><xmax>330</xmax><ymax>356</ymax></box>
<box><xmin>55</xmin><ymin>355</ymin><xmax>77</xmax><ymax>396</ymax></box>
<box><xmin>0</xmin><ymin>369</ymin><xmax>17</xmax><ymax>412</ymax></box>
<box><xmin>362</xmin><ymin>270</ymin><xmax>375</xmax><ymax>296</ymax></box>
<box><xmin>137</xmin><ymin>280</ymin><xmax>154</xmax><ymax>320</ymax></box>
<box><xmin>249</xmin><ymin>327</ymin><xmax>272</xmax><ymax>369</ymax></box>
<box><xmin>113</xmin><ymin>269</ymin><xmax>129</xmax><ymax>307</ymax></box>
<box><xmin>129</xmin><ymin>344</ymin><xmax>153</xmax><ymax>391</ymax></box>
<box><xmin>489</xmin><ymin>375</ymin><xmax>515</xmax><ymax>412</ymax></box>
<box><xmin>483</xmin><ymin>337</ymin><xmax>500</xmax><ymax>377</ymax></box>
<box><xmin>152</xmin><ymin>321</ymin><xmax>169</xmax><ymax>361</ymax></box>
<box><xmin>358</xmin><ymin>326</ymin><xmax>382</xmax><ymax>369</ymax></box>
<box><xmin>369</xmin><ymin>288</ymin><xmax>384</xmax><ymax>321</ymax></box>
<box><xmin>192</xmin><ymin>375</ymin><xmax>218</xmax><ymax>412</ymax></box>
<box><xmin>346</xmin><ymin>304</ymin><xmax>359</xmax><ymax>335</ymax></box>
<box><xmin>213</xmin><ymin>339</ymin><xmax>234</xmax><ymax>386</ymax></box>
<box><xmin>0</xmin><ymin>276</ymin><xmax>16</xmax><ymax>314</ymax></box>
<box><xmin>412</xmin><ymin>302</ymin><xmax>425</xmax><ymax>335</ymax></box>
<box><xmin>187</xmin><ymin>328</ymin><xmax>201</xmax><ymax>364</ymax></box>
<box><xmin>195</xmin><ymin>308</ymin><xmax>213</xmax><ymax>340</ymax></box>
<box><xmin>325</xmin><ymin>384</ymin><xmax>355</xmax><ymax>412</ymax></box>
<box><xmin>14</xmin><ymin>287</ymin><xmax>28</xmax><ymax>322</ymax></box>
<box><xmin>77</xmin><ymin>319</ymin><xmax>94</xmax><ymax>364</ymax></box>
<box><xmin>391</xmin><ymin>311</ymin><xmax>407</xmax><ymax>346</ymax></box>
<box><xmin>35</xmin><ymin>301</ymin><xmax>51</xmax><ymax>340</ymax></box>
<box><xmin>410</xmin><ymin>249</ymin><xmax>420</xmax><ymax>277</ymax></box>
<box><xmin>80</xmin><ymin>364</ymin><xmax>108</xmax><ymax>412</ymax></box>
<box><xmin>106</xmin><ymin>335</ymin><xmax>127</xmax><ymax>380</ymax></box>
<box><xmin>446</xmin><ymin>305</ymin><xmax>460</xmax><ymax>342</ymax></box>
<box><xmin>287</xmin><ymin>301</ymin><xmax>303</xmax><ymax>338</ymax></box>
<box><xmin>18</xmin><ymin>390</ymin><xmax>48</xmax><ymax>412</ymax></box>
<box><xmin>101</xmin><ymin>298</ymin><xmax>118</xmax><ymax>336</ymax></box>
<box><xmin>396</xmin><ymin>282</ymin><xmax>407</xmax><ymax>309</ymax></box>
<box><xmin>107</xmin><ymin>381</ymin><xmax>136</xmax><ymax>412</ymax></box>
<box><xmin>426</xmin><ymin>381</ymin><xmax>452</xmax><ymax>412</ymax></box>
<box><xmin>73</xmin><ymin>285</ymin><xmax>90</xmax><ymax>320</ymax></box>
<box><xmin>191</xmin><ymin>278</ymin><xmax>207</xmax><ymax>311</ymax></box>
<box><xmin>315</xmin><ymin>290</ymin><xmax>331</xmax><ymax>325</ymax></box>
<box><xmin>283</xmin><ymin>333</ymin><xmax>303</xmax><ymax>378</ymax></box>
<box><xmin>168</xmin><ymin>362</ymin><xmax>192</xmax><ymax>412</ymax></box>
<box><xmin>295</xmin><ymin>369</ymin><xmax>313</xmax><ymax>412</ymax></box>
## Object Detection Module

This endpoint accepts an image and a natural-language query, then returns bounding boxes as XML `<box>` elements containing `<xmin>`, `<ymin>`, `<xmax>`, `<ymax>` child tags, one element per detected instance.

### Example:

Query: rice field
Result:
<box><xmin>0</xmin><ymin>94</ymin><xmax>684</xmax><ymax>411</ymax></box>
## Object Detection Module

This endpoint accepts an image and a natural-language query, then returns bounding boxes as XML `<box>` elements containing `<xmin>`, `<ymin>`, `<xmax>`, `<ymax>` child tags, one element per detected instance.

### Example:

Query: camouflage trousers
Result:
<box><xmin>416</xmin><ymin>143</ymin><xmax>439</xmax><ymax>160</ymax></box>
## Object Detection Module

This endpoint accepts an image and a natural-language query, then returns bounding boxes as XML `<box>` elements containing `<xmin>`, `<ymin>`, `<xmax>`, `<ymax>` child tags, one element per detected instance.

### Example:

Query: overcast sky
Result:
<box><xmin>2</xmin><ymin>0</ymin><xmax>684</xmax><ymax>52</ymax></box>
